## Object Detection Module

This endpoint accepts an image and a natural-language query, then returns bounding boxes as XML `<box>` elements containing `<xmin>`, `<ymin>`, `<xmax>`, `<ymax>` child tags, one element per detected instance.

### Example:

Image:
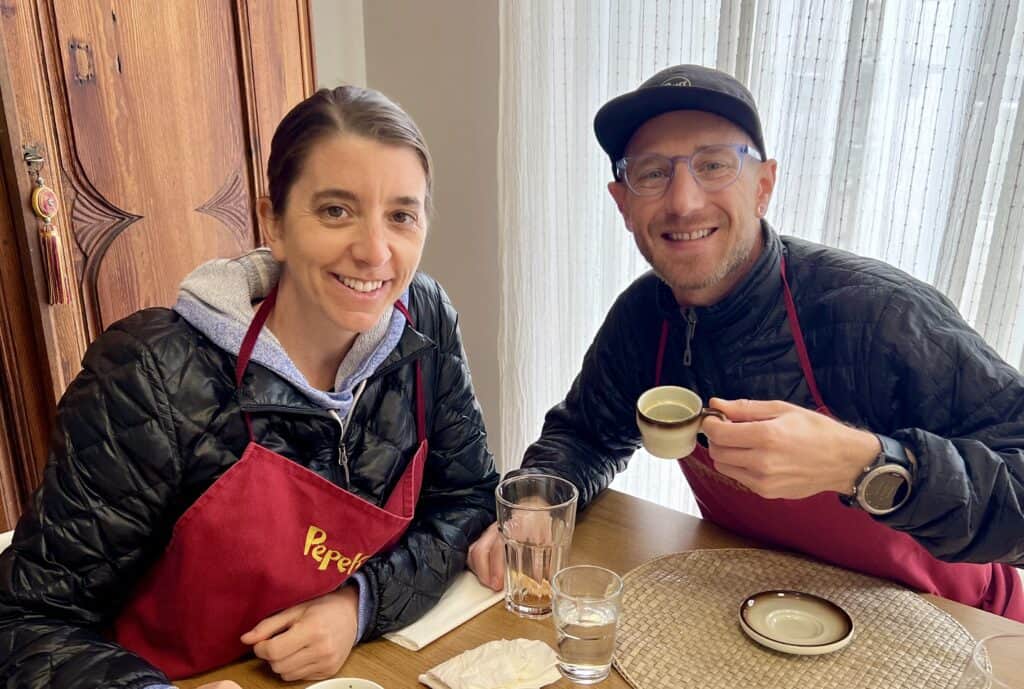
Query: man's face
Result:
<box><xmin>608</xmin><ymin>110</ymin><xmax>777</xmax><ymax>306</ymax></box>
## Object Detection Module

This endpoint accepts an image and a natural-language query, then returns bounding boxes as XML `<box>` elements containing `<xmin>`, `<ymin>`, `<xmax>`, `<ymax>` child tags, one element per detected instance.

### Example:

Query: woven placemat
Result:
<box><xmin>614</xmin><ymin>549</ymin><xmax>980</xmax><ymax>689</ymax></box>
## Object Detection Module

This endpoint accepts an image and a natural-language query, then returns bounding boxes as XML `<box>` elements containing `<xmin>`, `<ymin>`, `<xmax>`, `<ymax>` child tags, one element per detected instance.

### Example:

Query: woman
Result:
<box><xmin>0</xmin><ymin>86</ymin><xmax>498</xmax><ymax>689</ymax></box>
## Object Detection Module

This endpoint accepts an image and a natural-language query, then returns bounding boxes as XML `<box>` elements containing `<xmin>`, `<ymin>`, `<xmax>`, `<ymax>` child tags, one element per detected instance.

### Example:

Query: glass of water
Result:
<box><xmin>955</xmin><ymin>634</ymin><xmax>1024</xmax><ymax>689</ymax></box>
<box><xmin>496</xmin><ymin>474</ymin><xmax>578</xmax><ymax>618</ymax></box>
<box><xmin>551</xmin><ymin>565</ymin><xmax>624</xmax><ymax>684</ymax></box>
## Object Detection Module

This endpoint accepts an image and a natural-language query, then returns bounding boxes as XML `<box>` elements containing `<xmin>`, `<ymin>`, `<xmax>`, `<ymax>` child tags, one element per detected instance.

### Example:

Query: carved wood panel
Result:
<box><xmin>0</xmin><ymin>166</ymin><xmax>51</xmax><ymax>532</ymax></box>
<box><xmin>0</xmin><ymin>0</ymin><xmax>75</xmax><ymax>518</ymax></box>
<box><xmin>1</xmin><ymin>0</ymin><xmax>87</xmax><ymax>400</ymax></box>
<box><xmin>238</xmin><ymin>0</ymin><xmax>315</xmax><ymax>205</ymax></box>
<box><xmin>0</xmin><ymin>0</ymin><xmax>313</xmax><ymax>521</ymax></box>
<box><xmin>52</xmin><ymin>1</ymin><xmax>255</xmax><ymax>332</ymax></box>
<box><xmin>195</xmin><ymin>167</ymin><xmax>250</xmax><ymax>246</ymax></box>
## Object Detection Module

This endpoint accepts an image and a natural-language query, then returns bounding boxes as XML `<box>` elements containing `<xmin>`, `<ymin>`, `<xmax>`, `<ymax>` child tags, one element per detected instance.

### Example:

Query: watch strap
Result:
<box><xmin>839</xmin><ymin>434</ymin><xmax>913</xmax><ymax>509</ymax></box>
<box><xmin>875</xmin><ymin>433</ymin><xmax>914</xmax><ymax>474</ymax></box>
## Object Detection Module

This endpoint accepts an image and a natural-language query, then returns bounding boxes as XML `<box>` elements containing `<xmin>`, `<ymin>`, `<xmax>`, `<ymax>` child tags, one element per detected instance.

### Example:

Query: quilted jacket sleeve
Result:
<box><xmin>869</xmin><ymin>287</ymin><xmax>1024</xmax><ymax>564</ymax></box>
<box><xmin>359</xmin><ymin>283</ymin><xmax>500</xmax><ymax>637</ymax></box>
<box><xmin>514</xmin><ymin>291</ymin><xmax>646</xmax><ymax>508</ymax></box>
<box><xmin>0</xmin><ymin>326</ymin><xmax>177</xmax><ymax>689</ymax></box>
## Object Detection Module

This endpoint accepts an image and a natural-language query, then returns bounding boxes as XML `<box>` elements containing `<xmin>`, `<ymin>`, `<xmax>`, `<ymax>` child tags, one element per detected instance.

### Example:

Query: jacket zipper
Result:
<box><xmin>329</xmin><ymin>379</ymin><xmax>369</xmax><ymax>487</ymax></box>
<box><xmin>683</xmin><ymin>307</ymin><xmax>698</xmax><ymax>366</ymax></box>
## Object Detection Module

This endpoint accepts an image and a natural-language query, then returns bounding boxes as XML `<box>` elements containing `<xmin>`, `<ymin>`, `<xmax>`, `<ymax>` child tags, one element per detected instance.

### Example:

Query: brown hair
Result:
<box><xmin>266</xmin><ymin>85</ymin><xmax>433</xmax><ymax>216</ymax></box>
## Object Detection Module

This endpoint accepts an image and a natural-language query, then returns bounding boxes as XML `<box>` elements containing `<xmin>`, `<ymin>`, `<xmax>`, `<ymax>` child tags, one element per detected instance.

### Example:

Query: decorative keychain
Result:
<box><xmin>25</xmin><ymin>147</ymin><xmax>69</xmax><ymax>305</ymax></box>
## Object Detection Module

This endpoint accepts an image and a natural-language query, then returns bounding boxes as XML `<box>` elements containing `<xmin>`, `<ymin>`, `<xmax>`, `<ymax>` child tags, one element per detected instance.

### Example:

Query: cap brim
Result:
<box><xmin>594</xmin><ymin>86</ymin><xmax>763</xmax><ymax>162</ymax></box>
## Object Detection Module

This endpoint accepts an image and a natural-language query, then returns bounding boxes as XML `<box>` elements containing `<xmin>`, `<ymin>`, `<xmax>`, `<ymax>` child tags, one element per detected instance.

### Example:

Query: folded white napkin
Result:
<box><xmin>384</xmin><ymin>571</ymin><xmax>504</xmax><ymax>651</ymax></box>
<box><xmin>419</xmin><ymin>638</ymin><xmax>561</xmax><ymax>689</ymax></box>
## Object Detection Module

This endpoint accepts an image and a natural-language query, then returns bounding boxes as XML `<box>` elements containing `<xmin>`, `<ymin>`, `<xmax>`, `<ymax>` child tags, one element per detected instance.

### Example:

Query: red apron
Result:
<box><xmin>114</xmin><ymin>289</ymin><xmax>428</xmax><ymax>678</ymax></box>
<box><xmin>653</xmin><ymin>258</ymin><xmax>1024</xmax><ymax>622</ymax></box>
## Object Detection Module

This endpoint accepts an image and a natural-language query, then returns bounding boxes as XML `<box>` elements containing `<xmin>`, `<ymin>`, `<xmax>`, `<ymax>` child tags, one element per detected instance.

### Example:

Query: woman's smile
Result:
<box><xmin>331</xmin><ymin>272</ymin><xmax>391</xmax><ymax>299</ymax></box>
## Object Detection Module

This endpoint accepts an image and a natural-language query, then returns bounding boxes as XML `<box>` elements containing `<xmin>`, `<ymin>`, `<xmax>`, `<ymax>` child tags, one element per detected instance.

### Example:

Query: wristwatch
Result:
<box><xmin>842</xmin><ymin>434</ymin><xmax>915</xmax><ymax>515</ymax></box>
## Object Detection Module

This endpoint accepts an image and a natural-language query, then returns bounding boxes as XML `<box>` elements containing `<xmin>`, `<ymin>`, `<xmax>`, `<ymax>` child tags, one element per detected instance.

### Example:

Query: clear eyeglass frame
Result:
<box><xmin>615</xmin><ymin>143</ymin><xmax>763</xmax><ymax>197</ymax></box>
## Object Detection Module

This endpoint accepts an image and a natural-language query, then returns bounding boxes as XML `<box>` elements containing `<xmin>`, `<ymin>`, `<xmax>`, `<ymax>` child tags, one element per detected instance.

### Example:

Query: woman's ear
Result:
<box><xmin>258</xmin><ymin>197</ymin><xmax>286</xmax><ymax>261</ymax></box>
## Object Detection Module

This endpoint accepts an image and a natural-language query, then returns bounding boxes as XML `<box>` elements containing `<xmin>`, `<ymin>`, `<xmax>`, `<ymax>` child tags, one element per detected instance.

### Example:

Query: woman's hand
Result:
<box><xmin>240</xmin><ymin>586</ymin><xmax>359</xmax><ymax>682</ymax></box>
<box><xmin>468</xmin><ymin>522</ymin><xmax>504</xmax><ymax>591</ymax></box>
<box><xmin>469</xmin><ymin>503</ymin><xmax>554</xmax><ymax>592</ymax></box>
<box><xmin>192</xmin><ymin>682</ymin><xmax>243</xmax><ymax>689</ymax></box>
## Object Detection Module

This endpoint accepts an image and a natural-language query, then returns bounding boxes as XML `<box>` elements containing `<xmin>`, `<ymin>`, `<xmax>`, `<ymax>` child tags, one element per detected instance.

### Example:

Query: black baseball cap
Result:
<box><xmin>594</xmin><ymin>64</ymin><xmax>766</xmax><ymax>175</ymax></box>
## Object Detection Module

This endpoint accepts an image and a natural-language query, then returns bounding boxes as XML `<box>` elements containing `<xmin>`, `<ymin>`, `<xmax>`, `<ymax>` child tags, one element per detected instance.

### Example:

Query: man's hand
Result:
<box><xmin>468</xmin><ymin>522</ymin><xmax>505</xmax><ymax>591</ymax></box>
<box><xmin>240</xmin><ymin>586</ymin><xmax>359</xmax><ymax>682</ymax></box>
<box><xmin>701</xmin><ymin>398</ymin><xmax>880</xmax><ymax>499</ymax></box>
<box><xmin>193</xmin><ymin>682</ymin><xmax>243</xmax><ymax>689</ymax></box>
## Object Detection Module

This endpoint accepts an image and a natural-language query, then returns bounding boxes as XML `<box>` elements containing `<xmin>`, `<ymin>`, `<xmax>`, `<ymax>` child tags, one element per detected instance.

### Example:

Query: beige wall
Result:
<box><xmin>360</xmin><ymin>1</ymin><xmax>503</xmax><ymax>461</ymax></box>
<box><xmin>311</xmin><ymin>0</ymin><xmax>367</xmax><ymax>88</ymax></box>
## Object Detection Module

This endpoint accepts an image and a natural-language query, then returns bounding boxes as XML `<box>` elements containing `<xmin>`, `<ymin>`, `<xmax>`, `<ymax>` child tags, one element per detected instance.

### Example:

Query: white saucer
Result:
<box><xmin>739</xmin><ymin>590</ymin><xmax>854</xmax><ymax>656</ymax></box>
<box><xmin>306</xmin><ymin>679</ymin><xmax>385</xmax><ymax>689</ymax></box>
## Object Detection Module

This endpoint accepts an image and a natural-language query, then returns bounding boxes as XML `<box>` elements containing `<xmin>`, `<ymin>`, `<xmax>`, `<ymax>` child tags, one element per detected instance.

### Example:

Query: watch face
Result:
<box><xmin>863</xmin><ymin>468</ymin><xmax>910</xmax><ymax>512</ymax></box>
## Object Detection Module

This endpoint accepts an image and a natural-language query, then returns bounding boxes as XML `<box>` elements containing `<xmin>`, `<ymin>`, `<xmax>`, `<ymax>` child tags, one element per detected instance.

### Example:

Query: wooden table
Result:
<box><xmin>181</xmin><ymin>490</ymin><xmax>1024</xmax><ymax>688</ymax></box>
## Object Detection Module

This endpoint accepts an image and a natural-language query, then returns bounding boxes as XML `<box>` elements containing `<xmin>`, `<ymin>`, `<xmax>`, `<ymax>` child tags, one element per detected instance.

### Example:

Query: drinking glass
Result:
<box><xmin>956</xmin><ymin>634</ymin><xmax>1024</xmax><ymax>689</ymax></box>
<box><xmin>496</xmin><ymin>474</ymin><xmax>578</xmax><ymax>618</ymax></box>
<box><xmin>551</xmin><ymin>565</ymin><xmax>624</xmax><ymax>684</ymax></box>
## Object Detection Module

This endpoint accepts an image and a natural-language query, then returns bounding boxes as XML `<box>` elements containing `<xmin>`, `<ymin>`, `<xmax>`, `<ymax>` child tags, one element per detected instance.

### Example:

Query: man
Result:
<box><xmin>469</xmin><ymin>64</ymin><xmax>1024</xmax><ymax>620</ymax></box>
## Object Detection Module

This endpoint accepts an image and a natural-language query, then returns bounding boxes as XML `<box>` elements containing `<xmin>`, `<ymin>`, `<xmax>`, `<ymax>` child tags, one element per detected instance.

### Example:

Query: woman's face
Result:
<box><xmin>264</xmin><ymin>134</ymin><xmax>428</xmax><ymax>339</ymax></box>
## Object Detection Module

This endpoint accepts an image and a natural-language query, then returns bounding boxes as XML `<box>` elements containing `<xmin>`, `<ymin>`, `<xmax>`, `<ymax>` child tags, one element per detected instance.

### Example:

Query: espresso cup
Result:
<box><xmin>636</xmin><ymin>386</ymin><xmax>725</xmax><ymax>459</ymax></box>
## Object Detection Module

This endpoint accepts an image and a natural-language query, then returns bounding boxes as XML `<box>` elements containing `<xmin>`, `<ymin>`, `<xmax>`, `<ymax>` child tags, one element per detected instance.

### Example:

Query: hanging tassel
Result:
<box><xmin>30</xmin><ymin>178</ymin><xmax>70</xmax><ymax>305</ymax></box>
<box><xmin>38</xmin><ymin>221</ymin><xmax>69</xmax><ymax>304</ymax></box>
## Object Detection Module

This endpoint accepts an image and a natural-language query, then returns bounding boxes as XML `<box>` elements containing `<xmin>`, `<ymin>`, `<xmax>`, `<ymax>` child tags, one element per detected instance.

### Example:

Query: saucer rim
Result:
<box><xmin>305</xmin><ymin>678</ymin><xmax>385</xmax><ymax>689</ymax></box>
<box><xmin>738</xmin><ymin>589</ymin><xmax>854</xmax><ymax>654</ymax></box>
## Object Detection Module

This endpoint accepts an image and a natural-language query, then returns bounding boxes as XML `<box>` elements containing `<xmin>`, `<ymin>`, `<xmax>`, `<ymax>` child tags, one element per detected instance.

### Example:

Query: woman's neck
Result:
<box><xmin>265</xmin><ymin>282</ymin><xmax>358</xmax><ymax>391</ymax></box>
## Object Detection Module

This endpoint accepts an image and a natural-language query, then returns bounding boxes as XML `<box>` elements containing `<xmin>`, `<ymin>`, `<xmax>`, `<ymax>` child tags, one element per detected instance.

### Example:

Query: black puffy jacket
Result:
<box><xmin>519</xmin><ymin>227</ymin><xmax>1024</xmax><ymax>565</ymax></box>
<box><xmin>0</xmin><ymin>273</ymin><xmax>498</xmax><ymax>689</ymax></box>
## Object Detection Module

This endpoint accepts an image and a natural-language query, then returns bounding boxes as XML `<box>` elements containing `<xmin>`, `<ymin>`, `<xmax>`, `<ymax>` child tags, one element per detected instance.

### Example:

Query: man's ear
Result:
<box><xmin>258</xmin><ymin>197</ymin><xmax>286</xmax><ymax>261</ymax></box>
<box><xmin>607</xmin><ymin>181</ymin><xmax>634</xmax><ymax>232</ymax></box>
<box><xmin>755</xmin><ymin>159</ymin><xmax>778</xmax><ymax>216</ymax></box>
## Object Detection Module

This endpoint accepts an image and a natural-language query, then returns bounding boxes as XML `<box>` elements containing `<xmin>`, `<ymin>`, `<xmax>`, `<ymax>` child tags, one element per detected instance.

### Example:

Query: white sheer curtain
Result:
<box><xmin>498</xmin><ymin>0</ymin><xmax>1024</xmax><ymax>514</ymax></box>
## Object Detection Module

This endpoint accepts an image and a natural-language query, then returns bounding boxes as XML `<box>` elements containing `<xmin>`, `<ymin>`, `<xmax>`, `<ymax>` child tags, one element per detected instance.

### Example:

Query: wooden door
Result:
<box><xmin>0</xmin><ymin>0</ymin><xmax>314</xmax><ymax>530</ymax></box>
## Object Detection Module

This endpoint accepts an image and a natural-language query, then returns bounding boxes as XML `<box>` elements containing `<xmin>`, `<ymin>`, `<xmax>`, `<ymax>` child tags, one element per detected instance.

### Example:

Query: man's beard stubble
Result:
<box><xmin>640</xmin><ymin>221</ymin><xmax>760</xmax><ymax>295</ymax></box>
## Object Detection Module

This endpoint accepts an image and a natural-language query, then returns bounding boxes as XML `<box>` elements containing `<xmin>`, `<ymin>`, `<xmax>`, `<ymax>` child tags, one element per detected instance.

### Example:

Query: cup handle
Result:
<box><xmin>699</xmin><ymin>407</ymin><xmax>727</xmax><ymax>421</ymax></box>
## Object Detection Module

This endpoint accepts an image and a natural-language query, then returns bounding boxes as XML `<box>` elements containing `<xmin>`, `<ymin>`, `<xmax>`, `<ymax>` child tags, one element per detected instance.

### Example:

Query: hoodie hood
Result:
<box><xmin>173</xmin><ymin>248</ymin><xmax>406</xmax><ymax>412</ymax></box>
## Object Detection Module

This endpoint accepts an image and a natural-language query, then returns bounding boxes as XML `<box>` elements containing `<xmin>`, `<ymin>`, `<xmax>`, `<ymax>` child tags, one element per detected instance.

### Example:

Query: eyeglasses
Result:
<box><xmin>615</xmin><ymin>144</ymin><xmax>763</xmax><ymax>196</ymax></box>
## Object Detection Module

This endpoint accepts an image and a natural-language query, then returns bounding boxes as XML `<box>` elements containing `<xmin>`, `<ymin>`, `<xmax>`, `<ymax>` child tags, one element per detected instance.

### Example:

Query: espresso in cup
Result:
<box><xmin>636</xmin><ymin>386</ymin><xmax>725</xmax><ymax>458</ymax></box>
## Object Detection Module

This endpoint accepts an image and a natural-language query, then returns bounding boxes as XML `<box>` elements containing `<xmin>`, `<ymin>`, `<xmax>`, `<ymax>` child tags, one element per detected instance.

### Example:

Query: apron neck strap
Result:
<box><xmin>235</xmin><ymin>286</ymin><xmax>278</xmax><ymax>441</ymax></box>
<box><xmin>654</xmin><ymin>320</ymin><xmax>669</xmax><ymax>386</ymax></box>
<box><xmin>778</xmin><ymin>256</ymin><xmax>827</xmax><ymax>411</ymax></box>
<box><xmin>235</xmin><ymin>291</ymin><xmax>427</xmax><ymax>446</ymax></box>
<box><xmin>236</xmin><ymin>286</ymin><xmax>278</xmax><ymax>390</ymax></box>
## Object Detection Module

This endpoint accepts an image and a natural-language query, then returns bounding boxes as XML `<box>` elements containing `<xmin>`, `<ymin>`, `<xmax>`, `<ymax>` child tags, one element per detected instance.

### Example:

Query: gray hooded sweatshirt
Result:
<box><xmin>152</xmin><ymin>248</ymin><xmax>402</xmax><ymax>669</ymax></box>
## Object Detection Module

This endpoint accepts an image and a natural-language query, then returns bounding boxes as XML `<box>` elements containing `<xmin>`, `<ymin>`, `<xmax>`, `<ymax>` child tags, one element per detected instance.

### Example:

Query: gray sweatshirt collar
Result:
<box><xmin>173</xmin><ymin>248</ymin><xmax>406</xmax><ymax>411</ymax></box>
